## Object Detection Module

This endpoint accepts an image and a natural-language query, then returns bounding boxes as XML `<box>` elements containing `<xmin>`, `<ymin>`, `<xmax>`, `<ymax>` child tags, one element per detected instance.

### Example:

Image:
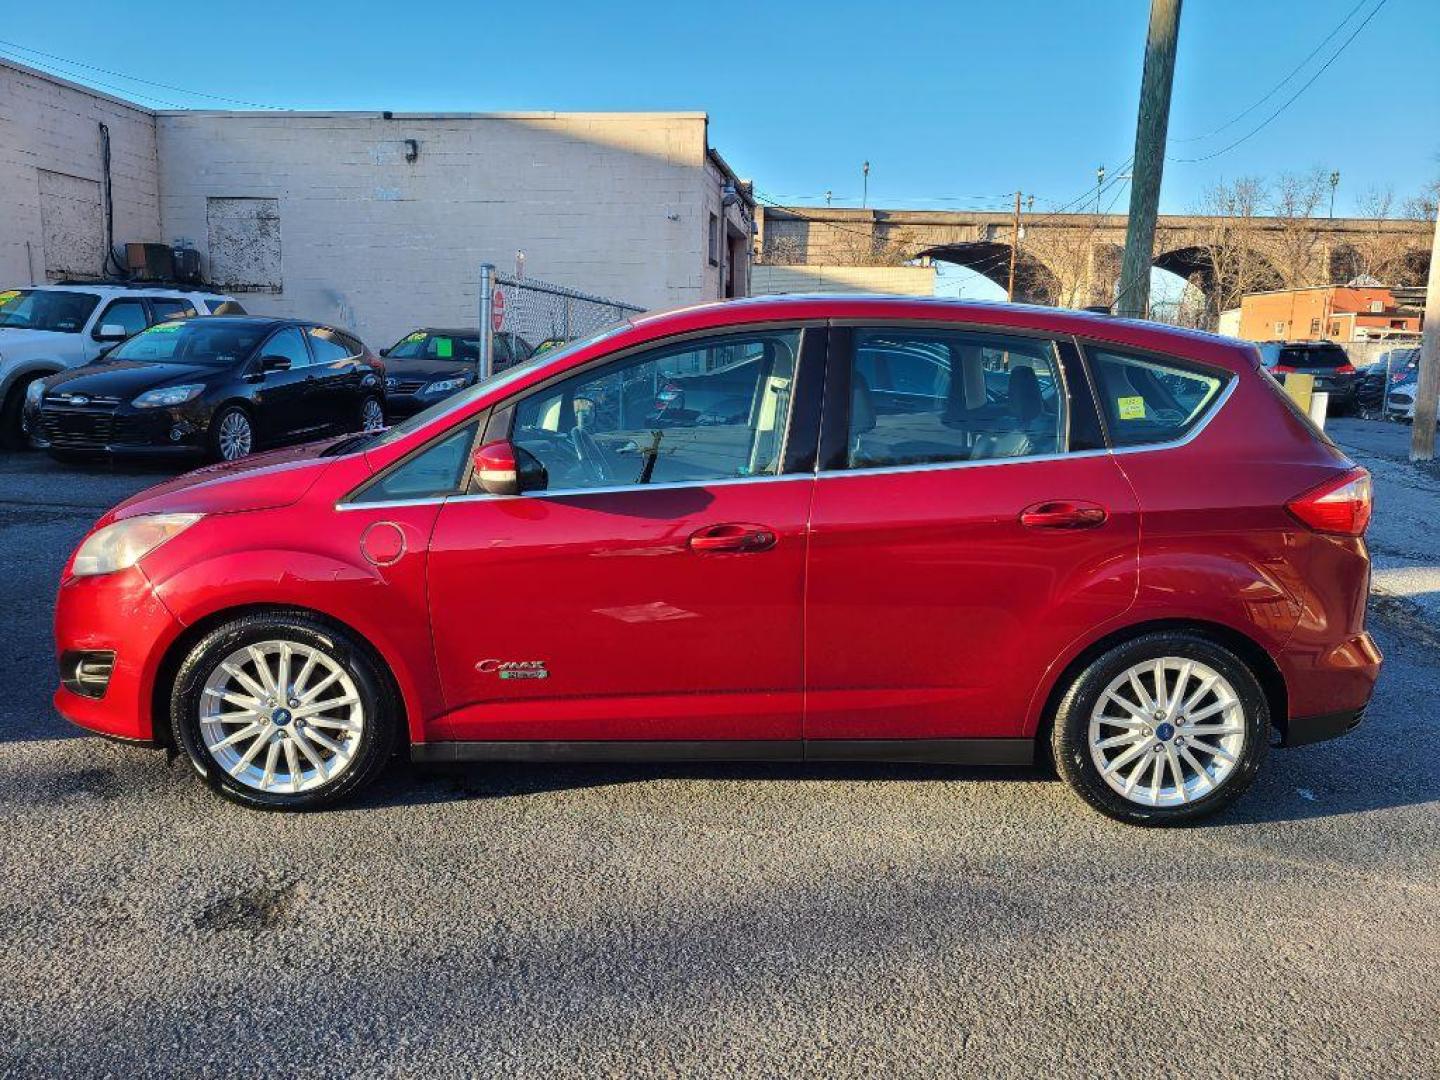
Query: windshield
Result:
<box><xmin>107</xmin><ymin>320</ymin><xmax>268</xmax><ymax>367</ymax></box>
<box><xmin>386</xmin><ymin>331</ymin><xmax>480</xmax><ymax>362</ymax></box>
<box><xmin>332</xmin><ymin>322</ymin><xmax>632</xmax><ymax>456</ymax></box>
<box><xmin>0</xmin><ymin>289</ymin><xmax>100</xmax><ymax>333</ymax></box>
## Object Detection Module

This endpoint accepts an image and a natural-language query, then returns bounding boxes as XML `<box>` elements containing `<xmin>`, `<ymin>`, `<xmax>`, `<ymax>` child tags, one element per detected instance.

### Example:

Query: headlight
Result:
<box><xmin>71</xmin><ymin>513</ymin><xmax>202</xmax><ymax>577</ymax></box>
<box><xmin>423</xmin><ymin>376</ymin><xmax>469</xmax><ymax>395</ymax></box>
<box><xmin>132</xmin><ymin>384</ymin><xmax>204</xmax><ymax>408</ymax></box>
<box><xmin>26</xmin><ymin>379</ymin><xmax>46</xmax><ymax>404</ymax></box>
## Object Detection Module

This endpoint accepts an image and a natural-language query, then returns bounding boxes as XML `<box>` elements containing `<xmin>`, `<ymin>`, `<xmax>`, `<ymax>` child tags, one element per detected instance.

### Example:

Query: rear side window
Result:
<box><xmin>1087</xmin><ymin>348</ymin><xmax>1227</xmax><ymax>447</ymax></box>
<box><xmin>149</xmin><ymin>298</ymin><xmax>199</xmax><ymax>323</ymax></box>
<box><xmin>845</xmin><ymin>328</ymin><xmax>1067</xmax><ymax>469</ymax></box>
<box><xmin>207</xmin><ymin>299</ymin><xmax>248</xmax><ymax>315</ymax></box>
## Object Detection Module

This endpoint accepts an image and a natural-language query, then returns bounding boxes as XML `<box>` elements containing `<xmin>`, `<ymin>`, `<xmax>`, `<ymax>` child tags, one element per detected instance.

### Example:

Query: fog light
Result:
<box><xmin>169</xmin><ymin>422</ymin><xmax>195</xmax><ymax>442</ymax></box>
<box><xmin>61</xmin><ymin>650</ymin><xmax>116</xmax><ymax>699</ymax></box>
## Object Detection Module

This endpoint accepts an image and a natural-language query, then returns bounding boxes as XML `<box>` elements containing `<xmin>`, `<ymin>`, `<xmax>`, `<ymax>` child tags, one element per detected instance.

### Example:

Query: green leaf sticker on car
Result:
<box><xmin>435</xmin><ymin>337</ymin><xmax>454</xmax><ymax>358</ymax></box>
<box><xmin>1117</xmin><ymin>395</ymin><xmax>1145</xmax><ymax>420</ymax></box>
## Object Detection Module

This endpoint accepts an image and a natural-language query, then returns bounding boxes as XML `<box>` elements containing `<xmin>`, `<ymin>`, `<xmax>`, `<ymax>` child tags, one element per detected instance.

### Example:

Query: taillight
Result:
<box><xmin>1272</xmin><ymin>364</ymin><xmax>1296</xmax><ymax>374</ymax></box>
<box><xmin>1335</xmin><ymin>362</ymin><xmax>1356</xmax><ymax>374</ymax></box>
<box><xmin>1286</xmin><ymin>468</ymin><xmax>1372</xmax><ymax>537</ymax></box>
<box><xmin>1392</xmin><ymin>371</ymin><xmax>1409</xmax><ymax>383</ymax></box>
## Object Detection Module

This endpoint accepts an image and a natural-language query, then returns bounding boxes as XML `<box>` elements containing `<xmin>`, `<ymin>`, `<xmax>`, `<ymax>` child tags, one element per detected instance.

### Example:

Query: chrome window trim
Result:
<box><xmin>446</xmin><ymin>471</ymin><xmax>812</xmax><ymax>503</ymax></box>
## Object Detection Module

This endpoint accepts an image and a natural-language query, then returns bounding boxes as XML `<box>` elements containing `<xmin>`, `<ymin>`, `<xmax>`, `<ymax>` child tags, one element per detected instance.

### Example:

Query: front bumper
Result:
<box><xmin>35</xmin><ymin>401</ymin><xmax>210</xmax><ymax>457</ymax></box>
<box><xmin>52</xmin><ymin>566</ymin><xmax>182</xmax><ymax>742</ymax></box>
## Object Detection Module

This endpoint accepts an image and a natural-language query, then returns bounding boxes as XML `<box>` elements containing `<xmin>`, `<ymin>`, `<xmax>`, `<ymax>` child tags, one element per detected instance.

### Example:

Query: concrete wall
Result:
<box><xmin>751</xmin><ymin>264</ymin><xmax>936</xmax><ymax>296</ymax></box>
<box><xmin>155</xmin><ymin>110</ymin><xmax>736</xmax><ymax>348</ymax></box>
<box><xmin>0</xmin><ymin>59</ymin><xmax>161</xmax><ymax>286</ymax></box>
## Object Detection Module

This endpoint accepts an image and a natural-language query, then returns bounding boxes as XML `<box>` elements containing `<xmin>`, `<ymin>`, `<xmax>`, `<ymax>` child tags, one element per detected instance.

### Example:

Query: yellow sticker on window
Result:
<box><xmin>0</xmin><ymin>291</ymin><xmax>19</xmax><ymax>305</ymax></box>
<box><xmin>1117</xmin><ymin>395</ymin><xmax>1146</xmax><ymax>420</ymax></box>
<box><xmin>435</xmin><ymin>337</ymin><xmax>453</xmax><ymax>358</ymax></box>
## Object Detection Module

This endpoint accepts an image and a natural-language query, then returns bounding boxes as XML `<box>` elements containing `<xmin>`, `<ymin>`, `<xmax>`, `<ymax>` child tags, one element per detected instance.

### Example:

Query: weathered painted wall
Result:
<box><xmin>0</xmin><ymin>59</ymin><xmax>161</xmax><ymax>286</ymax></box>
<box><xmin>155</xmin><ymin>110</ymin><xmax>743</xmax><ymax>347</ymax></box>
<box><xmin>751</xmin><ymin>264</ymin><xmax>936</xmax><ymax>297</ymax></box>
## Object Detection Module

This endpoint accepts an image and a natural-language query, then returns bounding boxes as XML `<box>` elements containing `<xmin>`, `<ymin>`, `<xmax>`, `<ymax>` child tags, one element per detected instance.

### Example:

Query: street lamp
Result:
<box><xmin>1329</xmin><ymin>170</ymin><xmax>1341</xmax><ymax>218</ymax></box>
<box><xmin>1096</xmin><ymin>165</ymin><xmax>1106</xmax><ymax>215</ymax></box>
<box><xmin>862</xmin><ymin>161</ymin><xmax>870</xmax><ymax>209</ymax></box>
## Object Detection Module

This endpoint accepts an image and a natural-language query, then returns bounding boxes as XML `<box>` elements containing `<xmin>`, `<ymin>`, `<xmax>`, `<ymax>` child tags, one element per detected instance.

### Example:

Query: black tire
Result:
<box><xmin>0</xmin><ymin>375</ymin><xmax>40</xmax><ymax>451</ymax></box>
<box><xmin>1051</xmin><ymin>631</ymin><xmax>1269</xmax><ymax>826</ymax></box>
<box><xmin>209</xmin><ymin>405</ymin><xmax>253</xmax><ymax>462</ymax></box>
<box><xmin>170</xmin><ymin>613</ymin><xmax>399</xmax><ymax>810</ymax></box>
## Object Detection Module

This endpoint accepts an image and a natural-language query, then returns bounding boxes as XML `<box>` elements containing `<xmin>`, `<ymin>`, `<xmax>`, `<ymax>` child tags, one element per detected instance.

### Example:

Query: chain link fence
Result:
<box><xmin>479</xmin><ymin>266</ymin><xmax>645</xmax><ymax>376</ymax></box>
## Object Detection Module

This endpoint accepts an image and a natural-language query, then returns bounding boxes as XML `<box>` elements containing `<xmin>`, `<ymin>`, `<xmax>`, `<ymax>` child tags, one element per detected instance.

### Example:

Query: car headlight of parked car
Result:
<box><xmin>71</xmin><ymin>513</ymin><xmax>202</xmax><ymax>577</ymax></box>
<box><xmin>132</xmin><ymin>384</ymin><xmax>205</xmax><ymax>408</ymax></box>
<box><xmin>424</xmin><ymin>376</ymin><xmax>470</xmax><ymax>395</ymax></box>
<box><xmin>26</xmin><ymin>379</ymin><xmax>46</xmax><ymax>405</ymax></box>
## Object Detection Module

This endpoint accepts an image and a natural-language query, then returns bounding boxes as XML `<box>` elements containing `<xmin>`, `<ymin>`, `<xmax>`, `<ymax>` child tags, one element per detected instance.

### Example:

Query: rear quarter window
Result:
<box><xmin>1086</xmin><ymin>347</ymin><xmax>1229</xmax><ymax>448</ymax></box>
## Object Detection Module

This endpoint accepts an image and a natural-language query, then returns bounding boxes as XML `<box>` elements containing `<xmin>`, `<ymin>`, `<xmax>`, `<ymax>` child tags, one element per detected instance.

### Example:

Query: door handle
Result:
<box><xmin>688</xmin><ymin>522</ymin><xmax>777</xmax><ymax>554</ymax></box>
<box><xmin>1019</xmin><ymin>500</ymin><xmax>1108</xmax><ymax>530</ymax></box>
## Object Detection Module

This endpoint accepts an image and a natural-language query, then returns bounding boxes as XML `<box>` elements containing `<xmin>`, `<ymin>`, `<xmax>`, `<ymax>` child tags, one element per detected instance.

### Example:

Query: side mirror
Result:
<box><xmin>95</xmin><ymin>323</ymin><xmax>129</xmax><ymax>342</ymax></box>
<box><xmin>379</xmin><ymin>347</ymin><xmax>390</xmax><ymax>357</ymax></box>
<box><xmin>472</xmin><ymin>439</ymin><xmax>546</xmax><ymax>496</ymax></box>
<box><xmin>260</xmin><ymin>354</ymin><xmax>292</xmax><ymax>373</ymax></box>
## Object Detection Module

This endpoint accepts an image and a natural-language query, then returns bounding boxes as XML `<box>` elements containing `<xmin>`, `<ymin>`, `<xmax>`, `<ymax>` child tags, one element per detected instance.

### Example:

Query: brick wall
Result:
<box><xmin>0</xmin><ymin>60</ymin><xmax>161</xmax><ymax>286</ymax></box>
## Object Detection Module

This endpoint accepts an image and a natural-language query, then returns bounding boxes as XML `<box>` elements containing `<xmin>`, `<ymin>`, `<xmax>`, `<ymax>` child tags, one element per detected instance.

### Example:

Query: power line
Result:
<box><xmin>0</xmin><ymin>36</ymin><xmax>285</xmax><ymax>109</ymax></box>
<box><xmin>1170</xmin><ymin>0</ymin><xmax>1389</xmax><ymax>164</ymax></box>
<box><xmin>1170</xmin><ymin>0</ymin><xmax>1370</xmax><ymax>144</ymax></box>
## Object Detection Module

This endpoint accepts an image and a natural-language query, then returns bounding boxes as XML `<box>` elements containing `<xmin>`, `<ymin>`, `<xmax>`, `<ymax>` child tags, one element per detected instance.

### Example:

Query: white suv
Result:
<box><xmin>0</xmin><ymin>283</ymin><xmax>244</xmax><ymax>448</ymax></box>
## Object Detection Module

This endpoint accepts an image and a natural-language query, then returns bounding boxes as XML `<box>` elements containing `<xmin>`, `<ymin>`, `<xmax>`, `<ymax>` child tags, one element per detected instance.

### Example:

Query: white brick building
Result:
<box><xmin>0</xmin><ymin>58</ymin><xmax>754</xmax><ymax>348</ymax></box>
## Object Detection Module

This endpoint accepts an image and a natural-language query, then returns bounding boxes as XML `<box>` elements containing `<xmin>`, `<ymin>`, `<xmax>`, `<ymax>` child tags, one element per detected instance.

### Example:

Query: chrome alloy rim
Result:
<box><xmin>360</xmin><ymin>398</ymin><xmax>384</xmax><ymax>431</ymax></box>
<box><xmin>217</xmin><ymin>411</ymin><xmax>252</xmax><ymax>460</ymax></box>
<box><xmin>1088</xmin><ymin>657</ymin><xmax>1246</xmax><ymax>807</ymax></box>
<box><xmin>199</xmin><ymin>640</ymin><xmax>364</xmax><ymax>794</ymax></box>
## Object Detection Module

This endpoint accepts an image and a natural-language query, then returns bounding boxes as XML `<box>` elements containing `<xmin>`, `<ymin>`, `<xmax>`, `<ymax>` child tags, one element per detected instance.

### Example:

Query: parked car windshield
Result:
<box><xmin>386</xmin><ymin>331</ymin><xmax>480</xmax><ymax>362</ymax></box>
<box><xmin>106</xmin><ymin>320</ymin><xmax>269</xmax><ymax>367</ymax></box>
<box><xmin>0</xmin><ymin>289</ymin><xmax>100</xmax><ymax>333</ymax></box>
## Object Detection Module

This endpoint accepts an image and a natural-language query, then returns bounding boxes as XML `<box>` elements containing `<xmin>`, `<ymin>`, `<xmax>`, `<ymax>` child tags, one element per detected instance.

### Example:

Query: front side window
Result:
<box><xmin>262</xmin><ymin>327</ymin><xmax>312</xmax><ymax>368</ymax></box>
<box><xmin>0</xmin><ymin>289</ymin><xmax>99</xmax><ymax>333</ymax></box>
<box><xmin>96</xmin><ymin>300</ymin><xmax>148</xmax><ymax>339</ymax></box>
<box><xmin>846</xmin><ymin>328</ymin><xmax>1066</xmax><ymax>469</ymax></box>
<box><xmin>353</xmin><ymin>423</ymin><xmax>477</xmax><ymax>503</ymax></box>
<box><xmin>512</xmin><ymin>329</ymin><xmax>801</xmax><ymax>492</ymax></box>
<box><xmin>1087</xmin><ymin>348</ymin><xmax>1227</xmax><ymax>447</ymax></box>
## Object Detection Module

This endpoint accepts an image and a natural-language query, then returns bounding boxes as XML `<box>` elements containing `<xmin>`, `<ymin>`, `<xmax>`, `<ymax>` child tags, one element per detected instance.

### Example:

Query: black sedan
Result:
<box><xmin>380</xmin><ymin>328</ymin><xmax>533</xmax><ymax>419</ymax></box>
<box><xmin>28</xmin><ymin>317</ymin><xmax>385</xmax><ymax>462</ymax></box>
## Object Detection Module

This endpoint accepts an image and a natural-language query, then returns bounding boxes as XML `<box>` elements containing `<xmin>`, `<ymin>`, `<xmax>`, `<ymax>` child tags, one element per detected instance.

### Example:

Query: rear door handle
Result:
<box><xmin>688</xmin><ymin>522</ymin><xmax>777</xmax><ymax>554</ymax></box>
<box><xmin>1019</xmin><ymin>500</ymin><xmax>1108</xmax><ymax>530</ymax></box>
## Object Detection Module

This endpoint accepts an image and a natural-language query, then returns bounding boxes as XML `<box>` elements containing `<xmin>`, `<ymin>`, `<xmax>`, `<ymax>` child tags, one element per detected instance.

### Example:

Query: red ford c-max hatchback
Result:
<box><xmin>53</xmin><ymin>297</ymin><xmax>1380</xmax><ymax>824</ymax></box>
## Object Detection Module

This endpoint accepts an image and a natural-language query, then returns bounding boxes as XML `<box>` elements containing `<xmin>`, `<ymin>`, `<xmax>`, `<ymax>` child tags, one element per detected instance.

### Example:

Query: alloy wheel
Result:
<box><xmin>198</xmin><ymin>640</ymin><xmax>364</xmax><ymax>794</ymax></box>
<box><xmin>217</xmin><ymin>410</ymin><xmax>253</xmax><ymax>460</ymax></box>
<box><xmin>360</xmin><ymin>398</ymin><xmax>384</xmax><ymax>432</ymax></box>
<box><xmin>1087</xmin><ymin>657</ymin><xmax>1246</xmax><ymax>808</ymax></box>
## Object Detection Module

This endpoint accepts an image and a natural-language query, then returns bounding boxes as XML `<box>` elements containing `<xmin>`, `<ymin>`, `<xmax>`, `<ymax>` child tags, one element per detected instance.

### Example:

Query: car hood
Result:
<box><xmin>42</xmin><ymin>360</ymin><xmax>220</xmax><ymax>397</ymax></box>
<box><xmin>386</xmin><ymin>357</ymin><xmax>472</xmax><ymax>383</ymax></box>
<box><xmin>105</xmin><ymin>439</ymin><xmax>356</xmax><ymax>523</ymax></box>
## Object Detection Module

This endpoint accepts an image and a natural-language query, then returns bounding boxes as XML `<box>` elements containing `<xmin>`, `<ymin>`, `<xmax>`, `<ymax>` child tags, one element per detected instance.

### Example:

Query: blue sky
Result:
<box><xmin>3</xmin><ymin>0</ymin><xmax>1436</xmax><ymax>299</ymax></box>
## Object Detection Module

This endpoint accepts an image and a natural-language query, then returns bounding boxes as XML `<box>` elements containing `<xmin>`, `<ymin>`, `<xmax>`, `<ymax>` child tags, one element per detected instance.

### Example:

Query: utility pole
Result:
<box><xmin>1329</xmin><ymin>171</ymin><xmax>1341</xmax><ymax>218</ymax></box>
<box><xmin>1096</xmin><ymin>165</ymin><xmax>1106</xmax><ymax>215</ymax></box>
<box><xmin>1411</xmin><ymin>208</ymin><xmax>1440</xmax><ymax>461</ymax></box>
<box><xmin>862</xmin><ymin>161</ymin><xmax>870</xmax><ymax>209</ymax></box>
<box><xmin>1116</xmin><ymin>0</ymin><xmax>1183</xmax><ymax>319</ymax></box>
<box><xmin>1007</xmin><ymin>190</ymin><xmax>1023</xmax><ymax>302</ymax></box>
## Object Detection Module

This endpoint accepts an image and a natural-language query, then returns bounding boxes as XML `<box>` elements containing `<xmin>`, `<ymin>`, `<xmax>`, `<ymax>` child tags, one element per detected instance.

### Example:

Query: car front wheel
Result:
<box><xmin>211</xmin><ymin>406</ymin><xmax>254</xmax><ymax>462</ymax></box>
<box><xmin>1051</xmin><ymin>632</ymin><xmax>1269</xmax><ymax>825</ymax></box>
<box><xmin>171</xmin><ymin>614</ymin><xmax>398</xmax><ymax>810</ymax></box>
<box><xmin>358</xmin><ymin>395</ymin><xmax>384</xmax><ymax>432</ymax></box>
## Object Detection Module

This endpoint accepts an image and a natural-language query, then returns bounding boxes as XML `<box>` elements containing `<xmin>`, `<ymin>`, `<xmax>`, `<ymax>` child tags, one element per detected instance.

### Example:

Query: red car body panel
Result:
<box><xmin>51</xmin><ymin>296</ymin><xmax>1381</xmax><ymax>754</ymax></box>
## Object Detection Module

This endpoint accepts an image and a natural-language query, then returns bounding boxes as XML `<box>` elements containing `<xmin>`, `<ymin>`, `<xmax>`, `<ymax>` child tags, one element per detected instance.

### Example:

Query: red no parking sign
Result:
<box><xmin>491</xmin><ymin>288</ymin><xmax>506</xmax><ymax>331</ymax></box>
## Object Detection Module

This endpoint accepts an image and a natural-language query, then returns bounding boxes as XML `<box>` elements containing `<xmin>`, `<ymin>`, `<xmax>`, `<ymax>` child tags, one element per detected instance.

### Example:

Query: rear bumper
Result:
<box><xmin>1275</xmin><ymin>630</ymin><xmax>1381</xmax><ymax>747</ymax></box>
<box><xmin>1280</xmin><ymin>707</ymin><xmax>1367</xmax><ymax>748</ymax></box>
<box><xmin>52</xmin><ymin>566</ymin><xmax>181</xmax><ymax>742</ymax></box>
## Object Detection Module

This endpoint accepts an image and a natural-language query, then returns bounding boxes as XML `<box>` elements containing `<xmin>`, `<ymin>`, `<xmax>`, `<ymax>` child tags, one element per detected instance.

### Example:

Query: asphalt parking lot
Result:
<box><xmin>1</xmin><ymin>423</ymin><xmax>1438</xmax><ymax>1077</ymax></box>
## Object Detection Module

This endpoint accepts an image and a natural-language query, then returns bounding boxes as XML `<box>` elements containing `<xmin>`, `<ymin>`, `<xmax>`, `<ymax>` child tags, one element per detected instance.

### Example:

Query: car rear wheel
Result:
<box><xmin>171</xmin><ymin>614</ymin><xmax>398</xmax><ymax>810</ymax></box>
<box><xmin>211</xmin><ymin>406</ymin><xmax>253</xmax><ymax>462</ymax></box>
<box><xmin>1051</xmin><ymin>632</ymin><xmax>1269</xmax><ymax>825</ymax></box>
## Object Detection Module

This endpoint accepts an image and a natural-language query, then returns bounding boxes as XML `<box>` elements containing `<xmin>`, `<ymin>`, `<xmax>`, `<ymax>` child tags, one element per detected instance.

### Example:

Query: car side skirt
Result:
<box><xmin>410</xmin><ymin>738</ymin><xmax>1034</xmax><ymax>766</ymax></box>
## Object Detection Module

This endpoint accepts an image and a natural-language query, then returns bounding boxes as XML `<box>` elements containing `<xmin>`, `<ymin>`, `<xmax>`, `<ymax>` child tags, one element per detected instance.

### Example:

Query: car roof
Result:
<box><xmin>37</xmin><ymin>282</ymin><xmax>234</xmax><ymax>297</ymax></box>
<box><xmin>165</xmin><ymin>315</ymin><xmax>296</xmax><ymax>330</ymax></box>
<box><xmin>624</xmin><ymin>295</ymin><xmax>1260</xmax><ymax>373</ymax></box>
<box><xmin>419</xmin><ymin>327</ymin><xmax>480</xmax><ymax>337</ymax></box>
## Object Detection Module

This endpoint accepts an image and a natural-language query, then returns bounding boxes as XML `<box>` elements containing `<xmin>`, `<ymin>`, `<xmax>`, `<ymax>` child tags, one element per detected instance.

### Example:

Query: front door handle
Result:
<box><xmin>1019</xmin><ymin>500</ymin><xmax>1108</xmax><ymax>530</ymax></box>
<box><xmin>688</xmin><ymin>522</ymin><xmax>777</xmax><ymax>554</ymax></box>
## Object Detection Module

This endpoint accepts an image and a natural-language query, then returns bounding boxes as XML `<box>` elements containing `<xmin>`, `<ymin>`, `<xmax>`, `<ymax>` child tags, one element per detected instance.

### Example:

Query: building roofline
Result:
<box><xmin>0</xmin><ymin>56</ymin><xmax>156</xmax><ymax>115</ymax></box>
<box><xmin>154</xmin><ymin>109</ymin><xmax>710</xmax><ymax>120</ymax></box>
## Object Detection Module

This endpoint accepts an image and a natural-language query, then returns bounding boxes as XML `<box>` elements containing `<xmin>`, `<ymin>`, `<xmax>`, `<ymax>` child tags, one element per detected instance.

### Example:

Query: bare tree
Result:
<box><xmin>1402</xmin><ymin>175</ymin><xmax>1440</xmax><ymax>220</ymax></box>
<box><xmin>1192</xmin><ymin>176</ymin><xmax>1272</xmax><ymax>323</ymax></box>
<box><xmin>1268</xmin><ymin>169</ymin><xmax>1329</xmax><ymax>288</ymax></box>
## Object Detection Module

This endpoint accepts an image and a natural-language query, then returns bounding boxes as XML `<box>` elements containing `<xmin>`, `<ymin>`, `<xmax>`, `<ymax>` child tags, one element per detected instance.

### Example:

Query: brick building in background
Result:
<box><xmin>0</xmin><ymin>58</ymin><xmax>754</xmax><ymax>348</ymax></box>
<box><xmin>1237</xmin><ymin>284</ymin><xmax>1421</xmax><ymax>344</ymax></box>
